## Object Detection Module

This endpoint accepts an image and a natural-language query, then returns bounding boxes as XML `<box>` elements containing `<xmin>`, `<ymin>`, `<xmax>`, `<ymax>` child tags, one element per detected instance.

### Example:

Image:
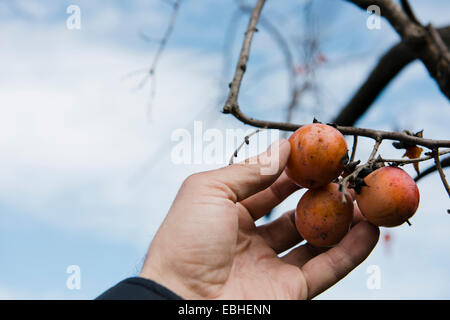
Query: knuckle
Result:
<box><xmin>182</xmin><ymin>172</ymin><xmax>207</xmax><ymax>187</ymax></box>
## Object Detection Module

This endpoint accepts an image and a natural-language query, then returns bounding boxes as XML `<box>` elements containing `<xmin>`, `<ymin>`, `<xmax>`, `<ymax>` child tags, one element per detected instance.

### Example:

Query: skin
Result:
<box><xmin>286</xmin><ymin>124</ymin><xmax>348</xmax><ymax>189</ymax></box>
<box><xmin>140</xmin><ymin>139</ymin><xmax>379</xmax><ymax>299</ymax></box>
<box><xmin>296</xmin><ymin>183</ymin><xmax>354</xmax><ymax>247</ymax></box>
<box><xmin>356</xmin><ymin>166</ymin><xmax>420</xmax><ymax>227</ymax></box>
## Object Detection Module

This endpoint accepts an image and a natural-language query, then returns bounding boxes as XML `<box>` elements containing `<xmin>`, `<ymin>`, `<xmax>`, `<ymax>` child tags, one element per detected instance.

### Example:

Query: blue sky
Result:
<box><xmin>0</xmin><ymin>0</ymin><xmax>449</xmax><ymax>299</ymax></box>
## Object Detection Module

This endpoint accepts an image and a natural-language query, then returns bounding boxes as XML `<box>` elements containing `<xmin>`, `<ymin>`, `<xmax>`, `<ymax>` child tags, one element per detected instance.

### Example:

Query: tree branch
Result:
<box><xmin>334</xmin><ymin>26</ymin><xmax>450</xmax><ymax>126</ymax></box>
<box><xmin>221</xmin><ymin>0</ymin><xmax>450</xmax><ymax>206</ymax></box>
<box><xmin>137</xmin><ymin>0</ymin><xmax>182</xmax><ymax>111</ymax></box>
<box><xmin>434</xmin><ymin>149</ymin><xmax>450</xmax><ymax>198</ymax></box>
<box><xmin>346</xmin><ymin>0</ymin><xmax>450</xmax><ymax>100</ymax></box>
<box><xmin>400</xmin><ymin>0</ymin><xmax>421</xmax><ymax>26</ymax></box>
<box><xmin>223</xmin><ymin>0</ymin><xmax>266</xmax><ymax>114</ymax></box>
<box><xmin>229</xmin><ymin>128</ymin><xmax>266</xmax><ymax>165</ymax></box>
<box><xmin>378</xmin><ymin>149</ymin><xmax>450</xmax><ymax>165</ymax></box>
<box><xmin>415</xmin><ymin>155</ymin><xmax>450</xmax><ymax>182</ymax></box>
<box><xmin>350</xmin><ymin>135</ymin><xmax>358</xmax><ymax>162</ymax></box>
<box><xmin>224</xmin><ymin>104</ymin><xmax>450</xmax><ymax>148</ymax></box>
<box><xmin>222</xmin><ymin>0</ymin><xmax>450</xmax><ymax>150</ymax></box>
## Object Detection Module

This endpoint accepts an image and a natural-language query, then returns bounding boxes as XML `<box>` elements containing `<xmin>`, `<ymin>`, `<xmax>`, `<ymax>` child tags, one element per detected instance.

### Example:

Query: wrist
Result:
<box><xmin>139</xmin><ymin>264</ymin><xmax>199</xmax><ymax>300</ymax></box>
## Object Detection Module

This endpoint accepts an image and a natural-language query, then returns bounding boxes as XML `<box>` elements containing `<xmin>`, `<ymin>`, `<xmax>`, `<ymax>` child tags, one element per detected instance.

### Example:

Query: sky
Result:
<box><xmin>0</xmin><ymin>0</ymin><xmax>449</xmax><ymax>299</ymax></box>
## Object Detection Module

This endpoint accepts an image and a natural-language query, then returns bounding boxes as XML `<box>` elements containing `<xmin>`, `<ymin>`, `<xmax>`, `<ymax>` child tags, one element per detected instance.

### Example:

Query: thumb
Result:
<box><xmin>207</xmin><ymin>138</ymin><xmax>291</xmax><ymax>202</ymax></box>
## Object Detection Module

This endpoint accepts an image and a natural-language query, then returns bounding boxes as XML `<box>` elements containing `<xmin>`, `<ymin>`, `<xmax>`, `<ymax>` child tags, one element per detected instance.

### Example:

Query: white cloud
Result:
<box><xmin>1</xmin><ymin>0</ymin><xmax>450</xmax><ymax>300</ymax></box>
<box><xmin>0</xmin><ymin>17</ymin><xmax>223</xmax><ymax>248</ymax></box>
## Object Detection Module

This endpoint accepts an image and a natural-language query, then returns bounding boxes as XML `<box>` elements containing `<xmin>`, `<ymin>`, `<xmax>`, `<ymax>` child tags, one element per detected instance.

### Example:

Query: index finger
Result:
<box><xmin>206</xmin><ymin>139</ymin><xmax>291</xmax><ymax>202</ymax></box>
<box><xmin>240</xmin><ymin>172</ymin><xmax>301</xmax><ymax>220</ymax></box>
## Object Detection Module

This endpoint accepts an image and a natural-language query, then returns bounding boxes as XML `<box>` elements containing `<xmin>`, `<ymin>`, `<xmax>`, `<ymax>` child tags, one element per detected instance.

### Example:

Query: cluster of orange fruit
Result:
<box><xmin>286</xmin><ymin>123</ymin><xmax>420</xmax><ymax>247</ymax></box>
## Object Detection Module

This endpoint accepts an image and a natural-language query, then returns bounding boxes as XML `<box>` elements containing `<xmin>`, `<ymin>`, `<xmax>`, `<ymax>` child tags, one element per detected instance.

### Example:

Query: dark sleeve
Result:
<box><xmin>95</xmin><ymin>277</ymin><xmax>183</xmax><ymax>300</ymax></box>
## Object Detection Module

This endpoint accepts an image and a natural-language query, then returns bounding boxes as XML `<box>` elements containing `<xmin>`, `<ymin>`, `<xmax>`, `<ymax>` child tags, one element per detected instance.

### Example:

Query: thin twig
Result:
<box><xmin>137</xmin><ymin>0</ymin><xmax>182</xmax><ymax>114</ymax></box>
<box><xmin>415</xmin><ymin>155</ymin><xmax>450</xmax><ymax>182</ymax></box>
<box><xmin>377</xmin><ymin>149</ymin><xmax>450</xmax><ymax>165</ymax></box>
<box><xmin>229</xmin><ymin>128</ymin><xmax>266</xmax><ymax>165</ymax></box>
<box><xmin>233</xmin><ymin>4</ymin><xmax>304</xmax><ymax>131</ymax></box>
<box><xmin>223</xmin><ymin>0</ymin><xmax>266</xmax><ymax>113</ymax></box>
<box><xmin>434</xmin><ymin>149</ymin><xmax>450</xmax><ymax>198</ymax></box>
<box><xmin>368</xmin><ymin>139</ymin><xmax>382</xmax><ymax>161</ymax></box>
<box><xmin>350</xmin><ymin>135</ymin><xmax>358</xmax><ymax>163</ymax></box>
<box><xmin>150</xmin><ymin>0</ymin><xmax>181</xmax><ymax>75</ymax></box>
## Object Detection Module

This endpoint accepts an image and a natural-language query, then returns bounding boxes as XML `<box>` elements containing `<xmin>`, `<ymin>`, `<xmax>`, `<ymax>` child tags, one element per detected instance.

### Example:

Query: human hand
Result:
<box><xmin>140</xmin><ymin>139</ymin><xmax>379</xmax><ymax>299</ymax></box>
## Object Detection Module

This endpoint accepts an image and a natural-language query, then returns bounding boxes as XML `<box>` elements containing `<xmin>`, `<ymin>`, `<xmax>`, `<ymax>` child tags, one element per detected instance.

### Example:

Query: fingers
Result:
<box><xmin>255</xmin><ymin>186</ymin><xmax>364</xmax><ymax>255</ymax></box>
<box><xmin>241</xmin><ymin>172</ymin><xmax>300</xmax><ymax>220</ymax></box>
<box><xmin>352</xmin><ymin>200</ymin><xmax>365</xmax><ymax>226</ymax></box>
<box><xmin>299</xmin><ymin>221</ymin><xmax>379</xmax><ymax>299</ymax></box>
<box><xmin>201</xmin><ymin>139</ymin><xmax>291</xmax><ymax>203</ymax></box>
<box><xmin>281</xmin><ymin>243</ymin><xmax>326</xmax><ymax>268</ymax></box>
<box><xmin>256</xmin><ymin>210</ymin><xmax>303</xmax><ymax>254</ymax></box>
<box><xmin>281</xmin><ymin>200</ymin><xmax>367</xmax><ymax>266</ymax></box>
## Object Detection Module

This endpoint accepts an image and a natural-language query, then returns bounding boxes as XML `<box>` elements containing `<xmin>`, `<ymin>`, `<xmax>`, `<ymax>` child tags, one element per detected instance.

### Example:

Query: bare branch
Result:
<box><xmin>434</xmin><ymin>149</ymin><xmax>450</xmax><ymax>198</ymax></box>
<box><xmin>427</xmin><ymin>24</ymin><xmax>450</xmax><ymax>65</ymax></box>
<box><xmin>347</xmin><ymin>0</ymin><xmax>423</xmax><ymax>38</ymax></box>
<box><xmin>229</xmin><ymin>128</ymin><xmax>266</xmax><ymax>165</ymax></box>
<box><xmin>234</xmin><ymin>4</ymin><xmax>300</xmax><ymax>121</ymax></box>
<box><xmin>350</xmin><ymin>135</ymin><xmax>358</xmax><ymax>163</ymax></box>
<box><xmin>346</xmin><ymin>0</ymin><xmax>450</xmax><ymax>100</ymax></box>
<box><xmin>334</xmin><ymin>42</ymin><xmax>415</xmax><ymax>126</ymax></box>
<box><xmin>221</xmin><ymin>0</ymin><xmax>450</xmax><ymax>210</ymax></box>
<box><xmin>377</xmin><ymin>149</ymin><xmax>450</xmax><ymax>165</ymax></box>
<box><xmin>222</xmin><ymin>0</ymin><xmax>450</xmax><ymax>170</ymax></box>
<box><xmin>138</xmin><ymin>0</ymin><xmax>182</xmax><ymax>113</ymax></box>
<box><xmin>400</xmin><ymin>0</ymin><xmax>421</xmax><ymax>26</ymax></box>
<box><xmin>150</xmin><ymin>0</ymin><xmax>181</xmax><ymax>74</ymax></box>
<box><xmin>223</xmin><ymin>0</ymin><xmax>266</xmax><ymax>114</ymax></box>
<box><xmin>220</xmin><ymin>9</ymin><xmax>245</xmax><ymax>95</ymax></box>
<box><xmin>234</xmin><ymin>2</ymin><xmax>323</xmax><ymax>136</ymax></box>
<box><xmin>224</xmin><ymin>105</ymin><xmax>450</xmax><ymax>148</ymax></box>
<box><xmin>334</xmin><ymin>26</ymin><xmax>450</xmax><ymax>126</ymax></box>
<box><xmin>415</xmin><ymin>155</ymin><xmax>450</xmax><ymax>182</ymax></box>
<box><xmin>368</xmin><ymin>138</ymin><xmax>382</xmax><ymax>161</ymax></box>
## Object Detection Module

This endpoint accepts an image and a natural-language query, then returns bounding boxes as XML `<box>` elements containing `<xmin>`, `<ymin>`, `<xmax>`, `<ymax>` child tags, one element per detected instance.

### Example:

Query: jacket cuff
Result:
<box><xmin>96</xmin><ymin>277</ymin><xmax>183</xmax><ymax>300</ymax></box>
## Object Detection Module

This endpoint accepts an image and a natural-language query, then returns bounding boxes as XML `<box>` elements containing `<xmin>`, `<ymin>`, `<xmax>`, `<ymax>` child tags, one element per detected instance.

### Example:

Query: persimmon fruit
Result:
<box><xmin>355</xmin><ymin>166</ymin><xmax>420</xmax><ymax>227</ymax></box>
<box><xmin>295</xmin><ymin>183</ymin><xmax>354</xmax><ymax>247</ymax></box>
<box><xmin>286</xmin><ymin>123</ymin><xmax>348</xmax><ymax>188</ymax></box>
